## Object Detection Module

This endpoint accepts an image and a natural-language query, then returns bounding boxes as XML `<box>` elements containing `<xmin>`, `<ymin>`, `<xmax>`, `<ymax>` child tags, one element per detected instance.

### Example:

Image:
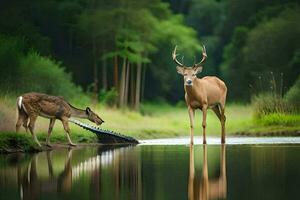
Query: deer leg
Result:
<box><xmin>28</xmin><ymin>115</ymin><xmax>41</xmax><ymax>147</ymax></box>
<box><xmin>212</xmin><ymin>105</ymin><xmax>222</xmax><ymax>121</ymax></box>
<box><xmin>220</xmin><ymin>106</ymin><xmax>226</xmax><ymax>144</ymax></box>
<box><xmin>212</xmin><ymin>105</ymin><xmax>226</xmax><ymax>143</ymax></box>
<box><xmin>61</xmin><ymin>119</ymin><xmax>76</xmax><ymax>146</ymax></box>
<box><xmin>16</xmin><ymin>113</ymin><xmax>25</xmax><ymax>133</ymax></box>
<box><xmin>23</xmin><ymin>116</ymin><xmax>29</xmax><ymax>132</ymax></box>
<box><xmin>46</xmin><ymin>118</ymin><xmax>56</xmax><ymax>147</ymax></box>
<box><xmin>188</xmin><ymin>107</ymin><xmax>195</xmax><ymax>145</ymax></box>
<box><xmin>202</xmin><ymin>105</ymin><xmax>208</xmax><ymax>144</ymax></box>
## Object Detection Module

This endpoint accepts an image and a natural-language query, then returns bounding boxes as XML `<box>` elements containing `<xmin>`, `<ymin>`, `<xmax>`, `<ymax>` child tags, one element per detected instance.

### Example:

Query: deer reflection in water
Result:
<box><xmin>188</xmin><ymin>145</ymin><xmax>227</xmax><ymax>200</ymax></box>
<box><xmin>20</xmin><ymin>149</ymin><xmax>73</xmax><ymax>199</ymax></box>
<box><xmin>8</xmin><ymin>146</ymin><xmax>141</xmax><ymax>200</ymax></box>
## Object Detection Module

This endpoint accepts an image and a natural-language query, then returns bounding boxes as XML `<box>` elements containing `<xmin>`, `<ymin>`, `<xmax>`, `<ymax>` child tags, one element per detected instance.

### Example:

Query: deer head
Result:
<box><xmin>86</xmin><ymin>107</ymin><xmax>104</xmax><ymax>125</ymax></box>
<box><xmin>173</xmin><ymin>45</ymin><xmax>207</xmax><ymax>86</ymax></box>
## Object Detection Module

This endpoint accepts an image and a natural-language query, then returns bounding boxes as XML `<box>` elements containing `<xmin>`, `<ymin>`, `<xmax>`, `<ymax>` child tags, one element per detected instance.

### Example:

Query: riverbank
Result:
<box><xmin>1</xmin><ymin>96</ymin><xmax>300</xmax><ymax>153</ymax></box>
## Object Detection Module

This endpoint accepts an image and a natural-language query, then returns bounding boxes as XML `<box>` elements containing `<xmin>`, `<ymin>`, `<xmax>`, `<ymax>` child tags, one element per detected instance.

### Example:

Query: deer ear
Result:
<box><xmin>176</xmin><ymin>66</ymin><xmax>184</xmax><ymax>75</ymax></box>
<box><xmin>194</xmin><ymin>65</ymin><xmax>203</xmax><ymax>74</ymax></box>
<box><xmin>86</xmin><ymin>107</ymin><xmax>91</xmax><ymax>115</ymax></box>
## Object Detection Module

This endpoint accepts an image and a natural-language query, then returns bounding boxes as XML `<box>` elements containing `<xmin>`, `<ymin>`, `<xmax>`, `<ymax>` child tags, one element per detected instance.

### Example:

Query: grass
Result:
<box><xmin>0</xmin><ymin>95</ymin><xmax>299</xmax><ymax>152</ymax></box>
<box><xmin>0</xmin><ymin>132</ymin><xmax>41</xmax><ymax>153</ymax></box>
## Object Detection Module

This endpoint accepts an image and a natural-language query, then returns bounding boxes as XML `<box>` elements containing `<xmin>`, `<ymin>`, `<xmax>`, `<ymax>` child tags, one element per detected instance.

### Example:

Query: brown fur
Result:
<box><xmin>16</xmin><ymin>92</ymin><xmax>104</xmax><ymax>146</ymax></box>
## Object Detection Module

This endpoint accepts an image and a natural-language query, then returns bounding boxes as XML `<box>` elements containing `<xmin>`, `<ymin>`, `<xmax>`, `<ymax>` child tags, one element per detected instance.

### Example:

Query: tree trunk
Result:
<box><xmin>102</xmin><ymin>42</ymin><xmax>107</xmax><ymax>91</ymax></box>
<box><xmin>119</xmin><ymin>57</ymin><xmax>127</xmax><ymax>107</ymax></box>
<box><xmin>92</xmin><ymin>36</ymin><xmax>98</xmax><ymax>103</ymax></box>
<box><xmin>130</xmin><ymin>66</ymin><xmax>135</xmax><ymax>108</ymax></box>
<box><xmin>135</xmin><ymin>62</ymin><xmax>142</xmax><ymax>110</ymax></box>
<box><xmin>114</xmin><ymin>55</ymin><xmax>119</xmax><ymax>90</ymax></box>
<box><xmin>102</xmin><ymin>59</ymin><xmax>107</xmax><ymax>91</ymax></box>
<box><xmin>141</xmin><ymin>64</ymin><xmax>146</xmax><ymax>102</ymax></box>
<box><xmin>124</xmin><ymin>61</ymin><xmax>130</xmax><ymax>107</ymax></box>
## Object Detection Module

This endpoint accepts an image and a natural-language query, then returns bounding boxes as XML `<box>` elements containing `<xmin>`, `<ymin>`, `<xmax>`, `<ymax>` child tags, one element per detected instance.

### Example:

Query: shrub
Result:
<box><xmin>285</xmin><ymin>75</ymin><xmax>300</xmax><ymax>112</ymax></box>
<box><xmin>18</xmin><ymin>51</ymin><xmax>89</xmax><ymax>103</ymax></box>
<box><xmin>252</xmin><ymin>93</ymin><xmax>293</xmax><ymax>118</ymax></box>
<box><xmin>99</xmin><ymin>88</ymin><xmax>118</xmax><ymax>107</ymax></box>
<box><xmin>0</xmin><ymin>35</ymin><xmax>89</xmax><ymax>104</ymax></box>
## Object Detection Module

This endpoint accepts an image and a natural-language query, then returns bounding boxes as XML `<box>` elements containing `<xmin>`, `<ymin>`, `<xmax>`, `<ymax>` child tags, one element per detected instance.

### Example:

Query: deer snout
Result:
<box><xmin>186</xmin><ymin>79</ymin><xmax>192</xmax><ymax>85</ymax></box>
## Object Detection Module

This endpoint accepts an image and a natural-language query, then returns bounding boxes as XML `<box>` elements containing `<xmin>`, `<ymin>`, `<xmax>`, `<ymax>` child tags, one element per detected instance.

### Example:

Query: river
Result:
<box><xmin>1</xmin><ymin>137</ymin><xmax>300</xmax><ymax>200</ymax></box>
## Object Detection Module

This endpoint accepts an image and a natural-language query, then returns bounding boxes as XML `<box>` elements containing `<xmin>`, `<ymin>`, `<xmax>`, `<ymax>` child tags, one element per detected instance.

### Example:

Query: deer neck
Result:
<box><xmin>70</xmin><ymin>106</ymin><xmax>88</xmax><ymax>119</ymax></box>
<box><xmin>184</xmin><ymin>79</ymin><xmax>200</xmax><ymax>97</ymax></box>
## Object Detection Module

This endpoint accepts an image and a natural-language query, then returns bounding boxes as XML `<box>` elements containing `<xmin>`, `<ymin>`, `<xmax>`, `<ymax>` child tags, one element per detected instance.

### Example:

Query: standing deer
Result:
<box><xmin>173</xmin><ymin>45</ymin><xmax>227</xmax><ymax>144</ymax></box>
<box><xmin>16</xmin><ymin>92</ymin><xmax>104</xmax><ymax>147</ymax></box>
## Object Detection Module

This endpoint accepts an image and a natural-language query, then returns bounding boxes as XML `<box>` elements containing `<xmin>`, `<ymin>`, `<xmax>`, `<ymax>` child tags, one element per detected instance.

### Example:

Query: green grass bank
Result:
<box><xmin>0</xmin><ymin>96</ymin><xmax>300</xmax><ymax>152</ymax></box>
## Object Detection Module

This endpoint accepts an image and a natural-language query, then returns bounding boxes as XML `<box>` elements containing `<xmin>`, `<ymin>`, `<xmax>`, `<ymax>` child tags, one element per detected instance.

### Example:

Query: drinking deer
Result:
<box><xmin>173</xmin><ymin>45</ymin><xmax>227</xmax><ymax>144</ymax></box>
<box><xmin>16</xmin><ymin>92</ymin><xmax>104</xmax><ymax>147</ymax></box>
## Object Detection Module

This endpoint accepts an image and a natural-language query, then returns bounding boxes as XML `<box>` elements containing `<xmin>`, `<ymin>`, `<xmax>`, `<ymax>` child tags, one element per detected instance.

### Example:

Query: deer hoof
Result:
<box><xmin>203</xmin><ymin>140</ymin><xmax>207</xmax><ymax>145</ymax></box>
<box><xmin>46</xmin><ymin>143</ymin><xmax>52</xmax><ymax>147</ymax></box>
<box><xmin>68</xmin><ymin>143</ymin><xmax>77</xmax><ymax>147</ymax></box>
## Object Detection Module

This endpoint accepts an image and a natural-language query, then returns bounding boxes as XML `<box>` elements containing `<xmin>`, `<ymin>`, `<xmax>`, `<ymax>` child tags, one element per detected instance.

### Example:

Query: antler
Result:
<box><xmin>195</xmin><ymin>45</ymin><xmax>207</xmax><ymax>66</ymax></box>
<box><xmin>172</xmin><ymin>45</ymin><xmax>184</xmax><ymax>67</ymax></box>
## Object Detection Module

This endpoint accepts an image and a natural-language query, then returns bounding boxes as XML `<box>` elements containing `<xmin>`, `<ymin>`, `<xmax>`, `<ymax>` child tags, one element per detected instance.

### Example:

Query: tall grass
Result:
<box><xmin>251</xmin><ymin>72</ymin><xmax>299</xmax><ymax>127</ymax></box>
<box><xmin>252</xmin><ymin>93</ymin><xmax>293</xmax><ymax>118</ymax></box>
<box><xmin>285</xmin><ymin>75</ymin><xmax>300</xmax><ymax>112</ymax></box>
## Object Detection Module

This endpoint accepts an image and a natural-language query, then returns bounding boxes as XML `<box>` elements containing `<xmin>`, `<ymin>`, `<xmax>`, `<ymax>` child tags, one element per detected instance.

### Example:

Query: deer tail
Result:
<box><xmin>16</xmin><ymin>96</ymin><xmax>27</xmax><ymax>118</ymax></box>
<box><xmin>17</xmin><ymin>96</ymin><xmax>23</xmax><ymax>110</ymax></box>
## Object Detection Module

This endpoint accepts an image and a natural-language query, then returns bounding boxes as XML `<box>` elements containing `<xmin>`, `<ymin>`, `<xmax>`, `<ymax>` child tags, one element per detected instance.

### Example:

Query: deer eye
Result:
<box><xmin>184</xmin><ymin>73</ymin><xmax>188</xmax><ymax>76</ymax></box>
<box><xmin>192</xmin><ymin>74</ymin><xmax>196</xmax><ymax>76</ymax></box>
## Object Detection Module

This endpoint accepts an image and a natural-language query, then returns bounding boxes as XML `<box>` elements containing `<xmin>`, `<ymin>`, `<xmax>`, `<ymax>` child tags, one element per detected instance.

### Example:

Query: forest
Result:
<box><xmin>0</xmin><ymin>0</ymin><xmax>299</xmax><ymax>106</ymax></box>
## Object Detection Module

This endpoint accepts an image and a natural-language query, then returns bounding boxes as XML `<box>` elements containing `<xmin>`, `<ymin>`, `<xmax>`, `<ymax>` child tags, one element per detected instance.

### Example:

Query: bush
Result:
<box><xmin>18</xmin><ymin>51</ymin><xmax>84</xmax><ymax>99</ymax></box>
<box><xmin>252</xmin><ymin>93</ymin><xmax>293</xmax><ymax>118</ymax></box>
<box><xmin>285</xmin><ymin>75</ymin><xmax>300</xmax><ymax>112</ymax></box>
<box><xmin>99</xmin><ymin>88</ymin><xmax>118</xmax><ymax>107</ymax></box>
<box><xmin>0</xmin><ymin>35</ymin><xmax>89</xmax><ymax>104</ymax></box>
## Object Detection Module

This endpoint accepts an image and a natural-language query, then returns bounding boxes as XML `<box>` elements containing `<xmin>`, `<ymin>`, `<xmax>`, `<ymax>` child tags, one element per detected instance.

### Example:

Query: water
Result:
<box><xmin>1</xmin><ymin>137</ymin><xmax>300</xmax><ymax>200</ymax></box>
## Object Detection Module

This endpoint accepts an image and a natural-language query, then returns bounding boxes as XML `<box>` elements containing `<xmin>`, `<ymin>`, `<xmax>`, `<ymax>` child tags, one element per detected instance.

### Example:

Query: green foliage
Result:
<box><xmin>222</xmin><ymin>6</ymin><xmax>300</xmax><ymax>100</ymax></box>
<box><xmin>0</xmin><ymin>34</ymin><xmax>88</xmax><ymax>104</ymax></box>
<box><xmin>19</xmin><ymin>51</ymin><xmax>83</xmax><ymax>99</ymax></box>
<box><xmin>252</xmin><ymin>93</ymin><xmax>293</xmax><ymax>118</ymax></box>
<box><xmin>99</xmin><ymin>88</ymin><xmax>118</xmax><ymax>107</ymax></box>
<box><xmin>0</xmin><ymin>132</ymin><xmax>40</xmax><ymax>153</ymax></box>
<box><xmin>256</xmin><ymin>113</ymin><xmax>300</xmax><ymax>127</ymax></box>
<box><xmin>0</xmin><ymin>0</ymin><xmax>299</xmax><ymax>104</ymax></box>
<box><xmin>285</xmin><ymin>75</ymin><xmax>300</xmax><ymax>112</ymax></box>
<box><xmin>0</xmin><ymin>35</ymin><xmax>25</xmax><ymax>89</ymax></box>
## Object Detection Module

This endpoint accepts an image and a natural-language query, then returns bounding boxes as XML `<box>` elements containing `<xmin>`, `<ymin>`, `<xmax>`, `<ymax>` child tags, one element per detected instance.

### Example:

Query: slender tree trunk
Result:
<box><xmin>102</xmin><ymin>59</ymin><xmax>107</xmax><ymax>91</ymax></box>
<box><xmin>130</xmin><ymin>66</ymin><xmax>135</xmax><ymax>108</ymax></box>
<box><xmin>102</xmin><ymin>42</ymin><xmax>107</xmax><ymax>91</ymax></box>
<box><xmin>124</xmin><ymin>61</ymin><xmax>130</xmax><ymax>107</ymax></box>
<box><xmin>119</xmin><ymin>57</ymin><xmax>127</xmax><ymax>107</ymax></box>
<box><xmin>141</xmin><ymin>64</ymin><xmax>146</xmax><ymax>102</ymax></box>
<box><xmin>92</xmin><ymin>36</ymin><xmax>98</xmax><ymax>103</ymax></box>
<box><xmin>114</xmin><ymin>55</ymin><xmax>119</xmax><ymax>90</ymax></box>
<box><xmin>135</xmin><ymin>62</ymin><xmax>142</xmax><ymax>110</ymax></box>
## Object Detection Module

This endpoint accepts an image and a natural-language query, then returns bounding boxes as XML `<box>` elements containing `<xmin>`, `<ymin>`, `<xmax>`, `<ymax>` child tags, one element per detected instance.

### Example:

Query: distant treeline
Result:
<box><xmin>175</xmin><ymin>0</ymin><xmax>300</xmax><ymax>100</ymax></box>
<box><xmin>0</xmin><ymin>0</ymin><xmax>299</xmax><ymax>106</ymax></box>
